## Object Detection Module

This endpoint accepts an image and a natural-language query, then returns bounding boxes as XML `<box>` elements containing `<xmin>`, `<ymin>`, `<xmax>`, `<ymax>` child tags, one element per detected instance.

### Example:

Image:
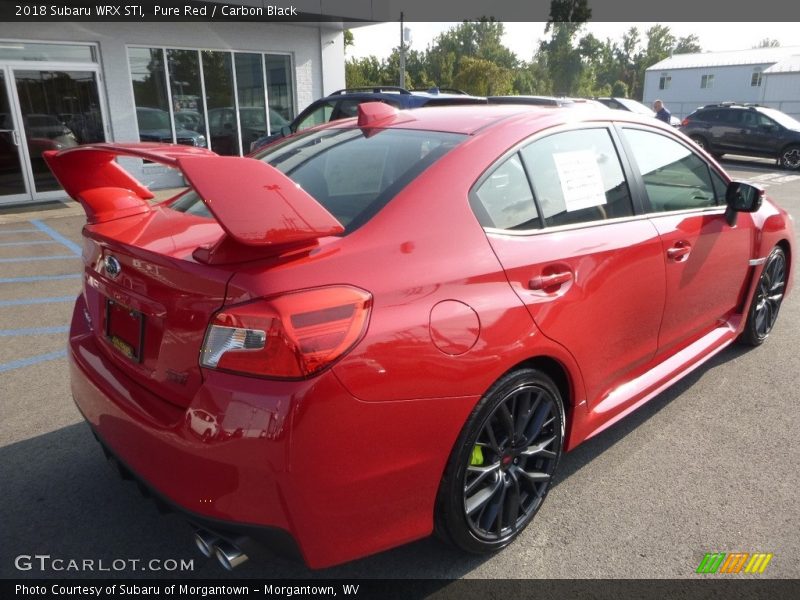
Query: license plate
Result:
<box><xmin>105</xmin><ymin>299</ymin><xmax>144</xmax><ymax>362</ymax></box>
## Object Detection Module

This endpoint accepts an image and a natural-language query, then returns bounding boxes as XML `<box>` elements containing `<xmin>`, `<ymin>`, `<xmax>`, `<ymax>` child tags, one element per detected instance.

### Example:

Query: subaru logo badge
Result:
<box><xmin>104</xmin><ymin>255</ymin><xmax>121</xmax><ymax>279</ymax></box>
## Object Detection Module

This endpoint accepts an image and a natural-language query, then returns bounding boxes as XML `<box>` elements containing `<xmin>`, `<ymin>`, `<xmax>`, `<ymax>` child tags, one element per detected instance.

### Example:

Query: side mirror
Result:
<box><xmin>725</xmin><ymin>181</ymin><xmax>764</xmax><ymax>225</ymax></box>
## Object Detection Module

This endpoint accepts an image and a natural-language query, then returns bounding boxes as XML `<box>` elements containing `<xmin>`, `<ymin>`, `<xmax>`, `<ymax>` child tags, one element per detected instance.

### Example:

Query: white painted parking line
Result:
<box><xmin>0</xmin><ymin>349</ymin><xmax>67</xmax><ymax>373</ymax></box>
<box><xmin>0</xmin><ymin>296</ymin><xmax>75</xmax><ymax>307</ymax></box>
<box><xmin>29</xmin><ymin>219</ymin><xmax>83</xmax><ymax>256</ymax></box>
<box><xmin>0</xmin><ymin>241</ymin><xmax>59</xmax><ymax>247</ymax></box>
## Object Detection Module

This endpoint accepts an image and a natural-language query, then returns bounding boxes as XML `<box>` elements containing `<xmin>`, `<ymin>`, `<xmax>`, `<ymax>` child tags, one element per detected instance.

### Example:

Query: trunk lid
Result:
<box><xmin>44</xmin><ymin>143</ymin><xmax>344</xmax><ymax>409</ymax></box>
<box><xmin>82</xmin><ymin>209</ymin><xmax>232</xmax><ymax>408</ymax></box>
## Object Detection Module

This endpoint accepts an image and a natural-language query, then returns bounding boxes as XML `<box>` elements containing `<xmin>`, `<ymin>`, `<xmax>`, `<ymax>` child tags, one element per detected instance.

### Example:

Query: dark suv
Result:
<box><xmin>680</xmin><ymin>103</ymin><xmax>800</xmax><ymax>170</ymax></box>
<box><xmin>249</xmin><ymin>86</ymin><xmax>486</xmax><ymax>151</ymax></box>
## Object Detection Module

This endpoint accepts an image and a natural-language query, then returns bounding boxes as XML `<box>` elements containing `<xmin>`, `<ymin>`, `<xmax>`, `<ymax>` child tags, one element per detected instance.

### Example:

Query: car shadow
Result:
<box><xmin>0</xmin><ymin>343</ymin><xmax>756</xmax><ymax>583</ymax></box>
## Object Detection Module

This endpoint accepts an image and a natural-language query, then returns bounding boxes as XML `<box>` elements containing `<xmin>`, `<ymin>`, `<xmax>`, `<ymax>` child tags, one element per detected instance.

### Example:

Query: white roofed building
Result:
<box><xmin>643</xmin><ymin>46</ymin><xmax>800</xmax><ymax>120</ymax></box>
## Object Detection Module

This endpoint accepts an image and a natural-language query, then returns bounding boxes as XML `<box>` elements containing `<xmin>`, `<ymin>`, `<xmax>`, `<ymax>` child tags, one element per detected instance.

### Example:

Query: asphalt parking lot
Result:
<box><xmin>1</xmin><ymin>156</ymin><xmax>799</xmax><ymax>581</ymax></box>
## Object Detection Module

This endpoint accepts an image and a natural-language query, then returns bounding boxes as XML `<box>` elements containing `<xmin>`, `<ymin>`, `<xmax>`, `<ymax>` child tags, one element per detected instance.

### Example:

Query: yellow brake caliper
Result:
<box><xmin>470</xmin><ymin>445</ymin><xmax>484</xmax><ymax>466</ymax></box>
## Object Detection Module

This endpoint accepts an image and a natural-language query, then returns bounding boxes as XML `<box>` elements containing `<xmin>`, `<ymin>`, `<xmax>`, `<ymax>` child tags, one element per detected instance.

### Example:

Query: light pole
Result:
<box><xmin>399</xmin><ymin>13</ymin><xmax>405</xmax><ymax>88</ymax></box>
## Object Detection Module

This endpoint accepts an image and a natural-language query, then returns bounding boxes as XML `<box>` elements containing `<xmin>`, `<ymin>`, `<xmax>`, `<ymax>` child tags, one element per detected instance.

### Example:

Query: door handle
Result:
<box><xmin>666</xmin><ymin>242</ymin><xmax>692</xmax><ymax>261</ymax></box>
<box><xmin>528</xmin><ymin>271</ymin><xmax>573</xmax><ymax>291</ymax></box>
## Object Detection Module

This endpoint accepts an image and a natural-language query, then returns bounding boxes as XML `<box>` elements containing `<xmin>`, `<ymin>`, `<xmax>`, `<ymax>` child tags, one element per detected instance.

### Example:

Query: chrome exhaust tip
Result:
<box><xmin>193</xmin><ymin>530</ymin><xmax>219</xmax><ymax>558</ymax></box>
<box><xmin>213</xmin><ymin>539</ymin><xmax>249</xmax><ymax>570</ymax></box>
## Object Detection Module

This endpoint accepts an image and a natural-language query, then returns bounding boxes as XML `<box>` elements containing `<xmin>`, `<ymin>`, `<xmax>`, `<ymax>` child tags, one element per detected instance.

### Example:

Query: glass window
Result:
<box><xmin>659</xmin><ymin>75</ymin><xmax>671</xmax><ymax>90</ymax></box>
<box><xmin>719</xmin><ymin>110</ymin><xmax>742</xmax><ymax>125</ymax></box>
<box><xmin>710</xmin><ymin>169</ymin><xmax>728</xmax><ymax>203</ymax></box>
<box><xmin>697</xmin><ymin>109</ymin><xmax>723</xmax><ymax>122</ymax></box>
<box><xmin>701</xmin><ymin>74</ymin><xmax>714</xmax><ymax>89</ymax></box>
<box><xmin>175</xmin><ymin>128</ymin><xmax>466</xmax><ymax>232</ymax></box>
<box><xmin>622</xmin><ymin>128</ymin><xmax>718</xmax><ymax>212</ymax></box>
<box><xmin>265</xmin><ymin>55</ymin><xmax>294</xmax><ymax>125</ymax></box>
<box><xmin>129</xmin><ymin>47</ymin><xmax>295</xmax><ymax>156</ymax></box>
<box><xmin>235</xmin><ymin>52</ymin><xmax>267</xmax><ymax>152</ymax></box>
<box><xmin>0</xmin><ymin>42</ymin><xmax>95</xmax><ymax>63</ymax></box>
<box><xmin>202</xmin><ymin>51</ymin><xmax>239</xmax><ymax>155</ymax></box>
<box><xmin>519</xmin><ymin>128</ymin><xmax>634</xmax><ymax>227</ymax></box>
<box><xmin>129</xmin><ymin>48</ymin><xmax>172</xmax><ymax>143</ymax></box>
<box><xmin>167</xmin><ymin>49</ymin><xmax>206</xmax><ymax>147</ymax></box>
<box><xmin>295</xmin><ymin>102</ymin><xmax>335</xmax><ymax>131</ymax></box>
<box><xmin>751</xmin><ymin>71</ymin><xmax>763</xmax><ymax>87</ymax></box>
<box><xmin>336</xmin><ymin>99</ymin><xmax>363</xmax><ymax>119</ymax></box>
<box><xmin>473</xmin><ymin>154</ymin><xmax>539</xmax><ymax>230</ymax></box>
<box><xmin>742</xmin><ymin>111</ymin><xmax>771</xmax><ymax>128</ymax></box>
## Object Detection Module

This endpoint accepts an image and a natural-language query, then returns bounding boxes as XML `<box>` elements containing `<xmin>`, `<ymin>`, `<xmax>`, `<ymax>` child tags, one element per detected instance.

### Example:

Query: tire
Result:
<box><xmin>434</xmin><ymin>368</ymin><xmax>565</xmax><ymax>554</ymax></box>
<box><xmin>689</xmin><ymin>135</ymin><xmax>709</xmax><ymax>152</ymax></box>
<box><xmin>740</xmin><ymin>246</ymin><xmax>787</xmax><ymax>346</ymax></box>
<box><xmin>778</xmin><ymin>145</ymin><xmax>800</xmax><ymax>171</ymax></box>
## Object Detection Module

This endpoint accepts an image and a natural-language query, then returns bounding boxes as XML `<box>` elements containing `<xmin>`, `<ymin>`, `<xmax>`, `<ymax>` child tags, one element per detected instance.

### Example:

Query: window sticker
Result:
<box><xmin>553</xmin><ymin>150</ymin><xmax>607</xmax><ymax>212</ymax></box>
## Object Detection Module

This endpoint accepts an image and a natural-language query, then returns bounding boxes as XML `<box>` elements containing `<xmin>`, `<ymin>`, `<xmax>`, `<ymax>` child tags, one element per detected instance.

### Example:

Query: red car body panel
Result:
<box><xmin>57</xmin><ymin>106</ymin><xmax>795</xmax><ymax>568</ymax></box>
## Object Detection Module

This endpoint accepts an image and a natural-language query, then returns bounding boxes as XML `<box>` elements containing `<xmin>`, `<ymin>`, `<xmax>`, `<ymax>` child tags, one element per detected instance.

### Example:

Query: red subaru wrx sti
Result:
<box><xmin>46</xmin><ymin>103</ymin><xmax>793</xmax><ymax>569</ymax></box>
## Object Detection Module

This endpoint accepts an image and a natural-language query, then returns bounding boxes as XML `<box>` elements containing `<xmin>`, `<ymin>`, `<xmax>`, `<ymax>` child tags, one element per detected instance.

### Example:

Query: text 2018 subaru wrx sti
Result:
<box><xmin>46</xmin><ymin>102</ymin><xmax>793</xmax><ymax>569</ymax></box>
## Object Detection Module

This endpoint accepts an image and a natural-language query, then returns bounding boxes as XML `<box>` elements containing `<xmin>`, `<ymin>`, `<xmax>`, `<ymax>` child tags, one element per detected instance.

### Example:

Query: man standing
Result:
<box><xmin>653</xmin><ymin>99</ymin><xmax>671</xmax><ymax>124</ymax></box>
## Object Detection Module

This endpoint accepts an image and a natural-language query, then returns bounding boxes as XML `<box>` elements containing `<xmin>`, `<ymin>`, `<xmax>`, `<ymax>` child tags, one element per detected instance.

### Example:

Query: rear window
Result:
<box><xmin>171</xmin><ymin>127</ymin><xmax>465</xmax><ymax>232</ymax></box>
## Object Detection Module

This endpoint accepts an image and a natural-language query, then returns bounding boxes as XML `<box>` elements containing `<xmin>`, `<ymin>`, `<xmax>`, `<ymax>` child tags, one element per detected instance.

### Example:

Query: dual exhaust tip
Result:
<box><xmin>194</xmin><ymin>530</ymin><xmax>249</xmax><ymax>570</ymax></box>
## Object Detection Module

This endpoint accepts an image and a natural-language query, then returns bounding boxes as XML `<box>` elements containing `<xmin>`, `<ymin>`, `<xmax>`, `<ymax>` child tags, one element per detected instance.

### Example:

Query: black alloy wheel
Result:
<box><xmin>435</xmin><ymin>368</ymin><xmax>564</xmax><ymax>553</ymax></box>
<box><xmin>690</xmin><ymin>135</ymin><xmax>708</xmax><ymax>152</ymax></box>
<box><xmin>741</xmin><ymin>246</ymin><xmax>787</xmax><ymax>346</ymax></box>
<box><xmin>779</xmin><ymin>145</ymin><xmax>800</xmax><ymax>171</ymax></box>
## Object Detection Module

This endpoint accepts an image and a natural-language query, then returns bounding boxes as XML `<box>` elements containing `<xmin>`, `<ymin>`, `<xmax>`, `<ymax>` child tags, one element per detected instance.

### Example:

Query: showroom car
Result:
<box><xmin>44</xmin><ymin>102</ymin><xmax>793</xmax><ymax>570</ymax></box>
<box><xmin>680</xmin><ymin>102</ymin><xmax>800</xmax><ymax>169</ymax></box>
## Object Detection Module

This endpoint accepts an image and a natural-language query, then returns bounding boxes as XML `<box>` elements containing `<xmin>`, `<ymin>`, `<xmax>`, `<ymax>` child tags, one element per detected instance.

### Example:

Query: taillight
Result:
<box><xmin>681</xmin><ymin>118</ymin><xmax>690</xmax><ymax>126</ymax></box>
<box><xmin>200</xmin><ymin>286</ymin><xmax>372</xmax><ymax>379</ymax></box>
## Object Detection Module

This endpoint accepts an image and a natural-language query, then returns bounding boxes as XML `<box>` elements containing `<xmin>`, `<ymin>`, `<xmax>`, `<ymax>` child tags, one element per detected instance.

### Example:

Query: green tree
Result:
<box><xmin>452</xmin><ymin>56</ymin><xmax>514</xmax><ymax>95</ymax></box>
<box><xmin>541</xmin><ymin>0</ymin><xmax>592</xmax><ymax>95</ymax></box>
<box><xmin>611</xmin><ymin>80</ymin><xmax>629</xmax><ymax>97</ymax></box>
<box><xmin>424</xmin><ymin>19</ymin><xmax>518</xmax><ymax>89</ymax></box>
<box><xmin>674</xmin><ymin>34</ymin><xmax>702</xmax><ymax>54</ymax></box>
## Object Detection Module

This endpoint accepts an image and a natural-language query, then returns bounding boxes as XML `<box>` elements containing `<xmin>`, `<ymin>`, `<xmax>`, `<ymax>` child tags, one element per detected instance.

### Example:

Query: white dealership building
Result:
<box><xmin>0</xmin><ymin>5</ymin><xmax>358</xmax><ymax>206</ymax></box>
<box><xmin>643</xmin><ymin>46</ymin><xmax>800</xmax><ymax>120</ymax></box>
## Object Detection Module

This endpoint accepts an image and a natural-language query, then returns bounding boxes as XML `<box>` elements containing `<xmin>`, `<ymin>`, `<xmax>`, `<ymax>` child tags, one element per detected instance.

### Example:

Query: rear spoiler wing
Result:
<box><xmin>43</xmin><ymin>143</ymin><xmax>344</xmax><ymax>263</ymax></box>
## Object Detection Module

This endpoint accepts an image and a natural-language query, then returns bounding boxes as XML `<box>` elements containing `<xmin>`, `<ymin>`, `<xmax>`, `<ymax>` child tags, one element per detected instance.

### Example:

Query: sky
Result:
<box><xmin>347</xmin><ymin>22</ymin><xmax>800</xmax><ymax>61</ymax></box>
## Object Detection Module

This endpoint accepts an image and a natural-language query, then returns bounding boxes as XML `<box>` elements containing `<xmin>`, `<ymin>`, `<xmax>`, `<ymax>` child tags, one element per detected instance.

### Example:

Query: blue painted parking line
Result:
<box><xmin>0</xmin><ymin>274</ymin><xmax>81</xmax><ymax>284</ymax></box>
<box><xmin>30</xmin><ymin>219</ymin><xmax>83</xmax><ymax>256</ymax></box>
<box><xmin>0</xmin><ymin>240</ymin><xmax>59</xmax><ymax>247</ymax></box>
<box><xmin>0</xmin><ymin>325</ymin><xmax>70</xmax><ymax>337</ymax></box>
<box><xmin>0</xmin><ymin>296</ymin><xmax>75</xmax><ymax>307</ymax></box>
<box><xmin>0</xmin><ymin>349</ymin><xmax>67</xmax><ymax>373</ymax></box>
<box><xmin>0</xmin><ymin>255</ymin><xmax>76</xmax><ymax>263</ymax></box>
<box><xmin>0</xmin><ymin>228</ymin><xmax>38</xmax><ymax>234</ymax></box>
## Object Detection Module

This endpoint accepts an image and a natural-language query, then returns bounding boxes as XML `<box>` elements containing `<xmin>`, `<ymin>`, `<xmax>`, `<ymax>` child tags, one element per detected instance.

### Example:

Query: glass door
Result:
<box><xmin>12</xmin><ymin>68</ymin><xmax>105</xmax><ymax>194</ymax></box>
<box><xmin>0</xmin><ymin>68</ymin><xmax>31</xmax><ymax>204</ymax></box>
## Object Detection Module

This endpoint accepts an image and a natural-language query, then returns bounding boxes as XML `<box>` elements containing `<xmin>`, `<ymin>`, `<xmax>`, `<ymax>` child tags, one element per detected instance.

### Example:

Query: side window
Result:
<box><xmin>520</xmin><ymin>128</ymin><xmax>634</xmax><ymax>227</ymax></box>
<box><xmin>699</xmin><ymin>109</ymin><xmax>722</xmax><ymax>122</ymax></box>
<box><xmin>296</xmin><ymin>102</ymin><xmax>335</xmax><ymax>131</ymax></box>
<box><xmin>473</xmin><ymin>154</ymin><xmax>539</xmax><ymax>230</ymax></box>
<box><xmin>754</xmin><ymin>113</ymin><xmax>776</xmax><ymax>128</ymax></box>
<box><xmin>335</xmin><ymin>99</ymin><xmax>362</xmax><ymax>119</ymax></box>
<box><xmin>710</xmin><ymin>169</ymin><xmax>728</xmax><ymax>203</ymax></box>
<box><xmin>720</xmin><ymin>110</ymin><xmax>742</xmax><ymax>125</ymax></box>
<box><xmin>622</xmin><ymin>128</ymin><xmax>718</xmax><ymax>212</ymax></box>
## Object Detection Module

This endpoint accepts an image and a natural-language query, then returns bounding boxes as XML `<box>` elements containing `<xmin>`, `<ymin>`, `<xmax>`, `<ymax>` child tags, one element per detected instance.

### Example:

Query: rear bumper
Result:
<box><xmin>68</xmin><ymin>296</ymin><xmax>478</xmax><ymax>568</ymax></box>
